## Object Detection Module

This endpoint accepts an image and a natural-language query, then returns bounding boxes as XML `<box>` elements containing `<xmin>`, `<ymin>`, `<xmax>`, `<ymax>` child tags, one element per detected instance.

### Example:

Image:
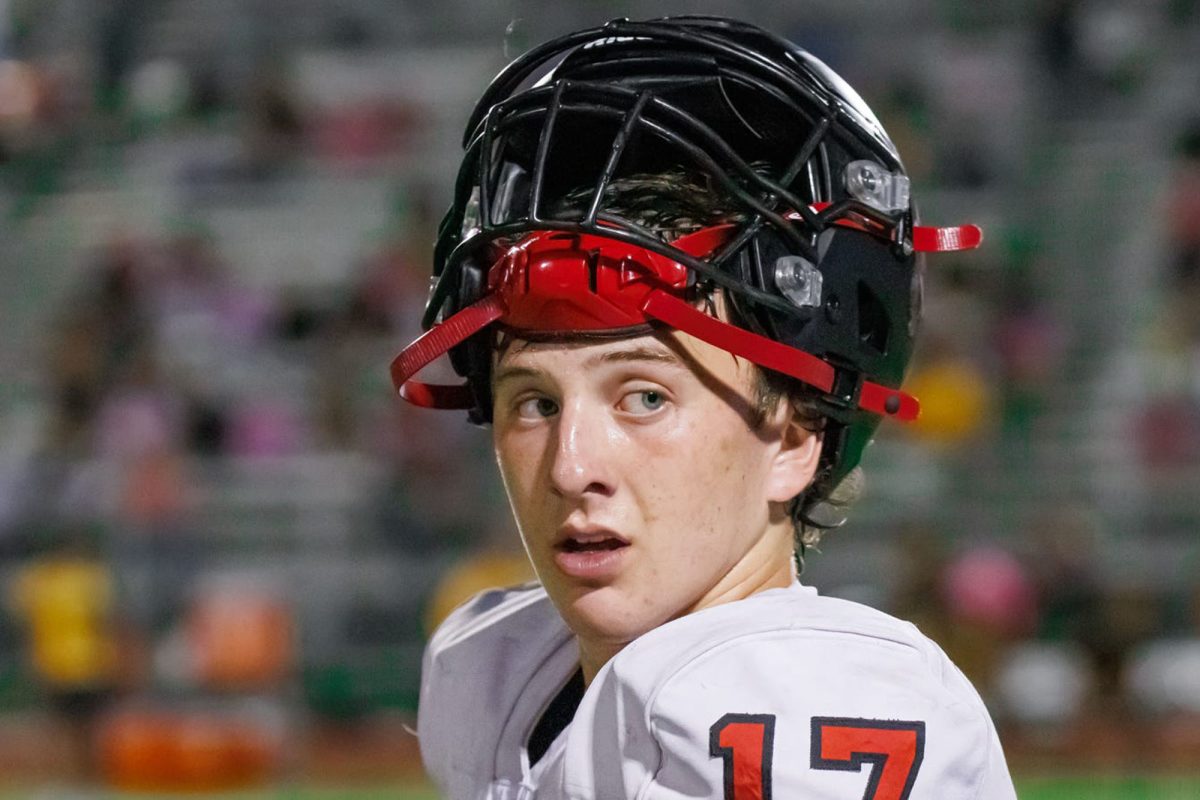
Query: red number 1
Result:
<box><xmin>810</xmin><ymin>717</ymin><xmax>925</xmax><ymax>800</ymax></box>
<box><xmin>709</xmin><ymin>713</ymin><xmax>775</xmax><ymax>800</ymax></box>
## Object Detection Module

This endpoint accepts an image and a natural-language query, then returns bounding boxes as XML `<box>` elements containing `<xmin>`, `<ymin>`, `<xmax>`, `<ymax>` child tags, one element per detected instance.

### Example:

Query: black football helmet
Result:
<box><xmin>390</xmin><ymin>15</ymin><xmax>980</xmax><ymax>503</ymax></box>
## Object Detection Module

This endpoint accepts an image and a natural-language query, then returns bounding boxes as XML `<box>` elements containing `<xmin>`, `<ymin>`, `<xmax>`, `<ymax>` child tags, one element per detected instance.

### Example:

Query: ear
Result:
<box><xmin>765</xmin><ymin>413</ymin><xmax>822</xmax><ymax>504</ymax></box>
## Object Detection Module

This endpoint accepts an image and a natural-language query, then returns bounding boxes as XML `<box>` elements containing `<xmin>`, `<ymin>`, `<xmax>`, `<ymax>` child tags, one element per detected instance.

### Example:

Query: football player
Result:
<box><xmin>391</xmin><ymin>15</ymin><xmax>1017</xmax><ymax>799</ymax></box>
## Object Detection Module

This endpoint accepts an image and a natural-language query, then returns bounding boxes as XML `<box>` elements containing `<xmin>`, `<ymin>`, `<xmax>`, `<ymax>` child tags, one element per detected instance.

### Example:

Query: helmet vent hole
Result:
<box><xmin>857</xmin><ymin>282</ymin><xmax>889</xmax><ymax>354</ymax></box>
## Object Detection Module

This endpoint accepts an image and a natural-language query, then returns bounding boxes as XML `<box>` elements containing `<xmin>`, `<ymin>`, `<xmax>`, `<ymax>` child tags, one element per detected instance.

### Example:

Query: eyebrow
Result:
<box><xmin>493</xmin><ymin>365</ymin><xmax>540</xmax><ymax>390</ymax></box>
<box><xmin>588</xmin><ymin>346</ymin><xmax>683</xmax><ymax>368</ymax></box>
<box><xmin>493</xmin><ymin>345</ymin><xmax>684</xmax><ymax>390</ymax></box>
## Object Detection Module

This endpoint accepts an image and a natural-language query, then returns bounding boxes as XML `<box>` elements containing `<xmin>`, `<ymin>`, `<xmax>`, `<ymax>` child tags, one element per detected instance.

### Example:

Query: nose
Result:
<box><xmin>548</xmin><ymin>399</ymin><xmax>616</xmax><ymax>500</ymax></box>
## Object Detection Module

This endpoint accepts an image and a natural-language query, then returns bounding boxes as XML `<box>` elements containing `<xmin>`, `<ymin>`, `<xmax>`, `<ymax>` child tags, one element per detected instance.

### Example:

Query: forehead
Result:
<box><xmin>497</xmin><ymin>327</ymin><xmax>721</xmax><ymax>367</ymax></box>
<box><xmin>493</xmin><ymin>327</ymin><xmax>757</xmax><ymax>395</ymax></box>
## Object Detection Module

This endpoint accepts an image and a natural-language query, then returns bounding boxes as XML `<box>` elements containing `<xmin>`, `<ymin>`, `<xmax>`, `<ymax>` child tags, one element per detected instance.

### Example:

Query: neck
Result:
<box><xmin>578</xmin><ymin>639</ymin><xmax>620</xmax><ymax>686</ymax></box>
<box><xmin>683</xmin><ymin>524</ymin><xmax>796</xmax><ymax>615</ymax></box>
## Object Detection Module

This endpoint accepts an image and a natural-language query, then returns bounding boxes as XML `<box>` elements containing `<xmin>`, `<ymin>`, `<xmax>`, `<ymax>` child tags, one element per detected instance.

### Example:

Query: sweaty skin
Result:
<box><xmin>491</xmin><ymin>328</ymin><xmax>821</xmax><ymax>684</ymax></box>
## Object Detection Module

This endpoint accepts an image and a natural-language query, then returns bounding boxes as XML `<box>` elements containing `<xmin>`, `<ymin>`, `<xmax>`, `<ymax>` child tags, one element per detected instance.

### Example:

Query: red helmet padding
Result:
<box><xmin>489</xmin><ymin>230</ymin><xmax>690</xmax><ymax>331</ymax></box>
<box><xmin>389</xmin><ymin>222</ymin><xmax>923</xmax><ymax>421</ymax></box>
<box><xmin>392</xmin><ymin>226</ymin><xmax>728</xmax><ymax>408</ymax></box>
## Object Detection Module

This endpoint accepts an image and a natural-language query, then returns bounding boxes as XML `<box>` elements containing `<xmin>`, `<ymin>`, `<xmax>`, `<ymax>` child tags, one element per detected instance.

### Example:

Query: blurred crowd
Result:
<box><xmin>0</xmin><ymin>217</ymin><xmax>501</xmax><ymax>787</ymax></box>
<box><xmin>0</xmin><ymin>0</ymin><xmax>1197</xmax><ymax>790</ymax></box>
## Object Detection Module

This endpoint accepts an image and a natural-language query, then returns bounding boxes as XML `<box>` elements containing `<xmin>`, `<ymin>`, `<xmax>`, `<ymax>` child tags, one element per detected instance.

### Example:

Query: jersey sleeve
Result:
<box><xmin>417</xmin><ymin>583</ymin><xmax>563</xmax><ymax>799</ymax></box>
<box><xmin>571</xmin><ymin>625</ymin><xmax>1017</xmax><ymax>800</ymax></box>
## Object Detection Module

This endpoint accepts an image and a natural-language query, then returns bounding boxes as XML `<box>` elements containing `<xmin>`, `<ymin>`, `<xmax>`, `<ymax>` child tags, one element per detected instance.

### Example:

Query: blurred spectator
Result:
<box><xmin>1039</xmin><ymin>0</ymin><xmax>1160</xmax><ymax>103</ymax></box>
<box><xmin>1039</xmin><ymin>0</ymin><xmax>1083</xmax><ymax>78</ymax></box>
<box><xmin>1126</xmin><ymin>127</ymin><xmax>1200</xmax><ymax>471</ymax></box>
<box><xmin>889</xmin><ymin>521</ymin><xmax>953</xmax><ymax>644</ymax></box>
<box><xmin>240</xmin><ymin>60</ymin><xmax>306</xmax><ymax>179</ymax></box>
<box><xmin>992</xmin><ymin>273</ymin><xmax>1066</xmax><ymax>444</ymax></box>
<box><xmin>1127</xmin><ymin>574</ymin><xmax>1200</xmax><ymax>764</ymax></box>
<box><xmin>1166</xmin><ymin>120</ymin><xmax>1200</xmax><ymax>286</ymax></box>
<box><xmin>0</xmin><ymin>52</ymin><xmax>85</xmax><ymax>216</ymax></box>
<box><xmin>1133</xmin><ymin>394</ymin><xmax>1200</xmax><ymax>469</ymax></box>
<box><xmin>995</xmin><ymin>639</ymin><xmax>1089</xmax><ymax>731</ymax></box>
<box><xmin>151</xmin><ymin>225</ymin><xmax>265</xmax><ymax>336</ymax></box>
<box><xmin>904</xmin><ymin>332</ymin><xmax>993</xmax><ymax>448</ymax></box>
<box><xmin>1024</xmin><ymin>506</ymin><xmax>1163</xmax><ymax>758</ymax></box>
<box><xmin>179</xmin><ymin>60</ymin><xmax>306</xmax><ymax>196</ymax></box>
<box><xmin>183</xmin><ymin>578</ymin><xmax>294</xmax><ymax>691</ymax></box>
<box><xmin>7</xmin><ymin>524</ymin><xmax>120</xmax><ymax>780</ymax></box>
<box><xmin>340</xmin><ymin>234</ymin><xmax>426</xmax><ymax>338</ymax></box>
<box><xmin>940</xmin><ymin>544</ymin><xmax>1039</xmax><ymax>700</ymax></box>
<box><xmin>225</xmin><ymin>398</ymin><xmax>305</xmax><ymax>458</ymax></box>
<box><xmin>93</xmin><ymin>345</ymin><xmax>180</xmax><ymax>463</ymax></box>
<box><xmin>150</xmin><ymin>226</ymin><xmax>274</xmax><ymax>386</ymax></box>
<box><xmin>44</xmin><ymin>312</ymin><xmax>108</xmax><ymax>456</ymax></box>
<box><xmin>182</xmin><ymin>391</ymin><xmax>230</xmax><ymax>457</ymax></box>
<box><xmin>1026</xmin><ymin>507</ymin><xmax>1106</xmax><ymax>644</ymax></box>
<box><xmin>38</xmin><ymin>234</ymin><xmax>155</xmax><ymax>465</ymax></box>
<box><xmin>301</xmin><ymin>231</ymin><xmax>428</xmax><ymax>451</ymax></box>
<box><xmin>127</xmin><ymin>58</ymin><xmax>191</xmax><ymax>131</ymax></box>
<box><xmin>1081</xmin><ymin>584</ymin><xmax>1163</xmax><ymax>708</ymax></box>
<box><xmin>273</xmin><ymin>285</ymin><xmax>331</xmax><ymax>344</ymax></box>
<box><xmin>1072</xmin><ymin>0</ymin><xmax>1158</xmax><ymax>95</ymax></box>
<box><xmin>95</xmin><ymin>0</ymin><xmax>152</xmax><ymax>118</ymax></box>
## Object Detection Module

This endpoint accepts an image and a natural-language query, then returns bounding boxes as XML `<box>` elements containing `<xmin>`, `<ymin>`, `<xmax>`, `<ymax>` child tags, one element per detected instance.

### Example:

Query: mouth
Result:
<box><xmin>555</xmin><ymin>530</ymin><xmax>630</xmax><ymax>553</ymax></box>
<box><xmin>552</xmin><ymin>528</ymin><xmax>631</xmax><ymax>581</ymax></box>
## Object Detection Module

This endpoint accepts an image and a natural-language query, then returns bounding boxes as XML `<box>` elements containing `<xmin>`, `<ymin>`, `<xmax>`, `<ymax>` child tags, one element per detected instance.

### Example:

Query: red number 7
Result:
<box><xmin>810</xmin><ymin>717</ymin><xmax>925</xmax><ymax>800</ymax></box>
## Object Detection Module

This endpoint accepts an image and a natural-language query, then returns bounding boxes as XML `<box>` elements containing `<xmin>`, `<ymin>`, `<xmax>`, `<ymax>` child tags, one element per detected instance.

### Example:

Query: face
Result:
<box><xmin>491</xmin><ymin>327</ymin><xmax>820</xmax><ymax>655</ymax></box>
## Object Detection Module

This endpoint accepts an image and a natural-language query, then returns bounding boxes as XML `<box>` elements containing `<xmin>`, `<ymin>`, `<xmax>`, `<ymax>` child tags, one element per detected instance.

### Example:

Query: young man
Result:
<box><xmin>391</xmin><ymin>16</ymin><xmax>1016</xmax><ymax>799</ymax></box>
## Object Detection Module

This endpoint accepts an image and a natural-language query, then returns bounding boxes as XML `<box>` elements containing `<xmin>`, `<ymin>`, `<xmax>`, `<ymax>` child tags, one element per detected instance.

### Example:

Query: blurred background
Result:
<box><xmin>0</xmin><ymin>0</ymin><xmax>1197</xmax><ymax>797</ymax></box>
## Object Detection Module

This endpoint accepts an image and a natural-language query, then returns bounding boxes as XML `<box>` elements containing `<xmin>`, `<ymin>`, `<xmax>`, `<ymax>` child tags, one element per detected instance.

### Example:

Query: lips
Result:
<box><xmin>557</xmin><ymin>531</ymin><xmax>630</xmax><ymax>552</ymax></box>
<box><xmin>553</xmin><ymin>527</ymin><xmax>630</xmax><ymax>581</ymax></box>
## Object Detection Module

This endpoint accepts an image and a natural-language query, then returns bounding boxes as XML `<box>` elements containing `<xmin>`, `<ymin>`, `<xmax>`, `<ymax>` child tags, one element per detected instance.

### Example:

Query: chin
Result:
<box><xmin>556</xmin><ymin>584</ymin><xmax>674</xmax><ymax>645</ymax></box>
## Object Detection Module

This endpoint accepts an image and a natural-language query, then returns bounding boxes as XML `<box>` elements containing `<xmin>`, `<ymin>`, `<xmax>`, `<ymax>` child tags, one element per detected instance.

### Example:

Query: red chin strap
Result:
<box><xmin>391</xmin><ymin>216</ymin><xmax>982</xmax><ymax>421</ymax></box>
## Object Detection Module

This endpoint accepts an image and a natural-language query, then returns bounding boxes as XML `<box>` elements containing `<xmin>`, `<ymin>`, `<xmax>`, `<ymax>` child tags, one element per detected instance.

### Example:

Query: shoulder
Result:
<box><xmin>420</xmin><ymin>579</ymin><xmax>564</xmax><ymax>707</ymax></box>
<box><xmin>424</xmin><ymin>580</ymin><xmax>559</xmax><ymax>660</ymax></box>
<box><xmin>606</xmin><ymin>584</ymin><xmax>954</xmax><ymax>702</ymax></box>
<box><xmin>418</xmin><ymin>583</ymin><xmax>570</xmax><ymax>796</ymax></box>
<box><xmin>563</xmin><ymin>586</ymin><xmax>1016</xmax><ymax>799</ymax></box>
<box><xmin>420</xmin><ymin>581</ymin><xmax>567</xmax><ymax>723</ymax></box>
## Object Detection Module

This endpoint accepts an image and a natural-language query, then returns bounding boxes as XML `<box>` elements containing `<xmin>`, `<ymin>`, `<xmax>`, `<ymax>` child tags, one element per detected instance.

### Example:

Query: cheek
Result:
<box><xmin>494</xmin><ymin>432</ymin><xmax>542</xmax><ymax>512</ymax></box>
<box><xmin>672</xmin><ymin>420</ymin><xmax>767</xmax><ymax>541</ymax></box>
<box><xmin>644</xmin><ymin>420</ymin><xmax>751</xmax><ymax>533</ymax></box>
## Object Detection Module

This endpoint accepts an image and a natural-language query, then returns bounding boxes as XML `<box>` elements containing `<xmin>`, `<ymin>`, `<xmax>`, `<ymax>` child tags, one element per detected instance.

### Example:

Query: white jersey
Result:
<box><xmin>418</xmin><ymin>582</ymin><xmax>1017</xmax><ymax>800</ymax></box>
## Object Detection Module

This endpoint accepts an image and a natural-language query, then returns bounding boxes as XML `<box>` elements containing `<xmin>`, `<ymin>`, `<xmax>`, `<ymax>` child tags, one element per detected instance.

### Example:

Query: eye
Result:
<box><xmin>516</xmin><ymin>396</ymin><xmax>559</xmax><ymax>419</ymax></box>
<box><xmin>618</xmin><ymin>390</ymin><xmax>667</xmax><ymax>415</ymax></box>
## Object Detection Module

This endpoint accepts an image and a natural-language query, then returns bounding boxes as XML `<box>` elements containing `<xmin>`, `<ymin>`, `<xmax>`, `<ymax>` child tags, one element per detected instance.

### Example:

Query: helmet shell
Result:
<box><xmin>424</xmin><ymin>15</ymin><xmax>925</xmax><ymax>491</ymax></box>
